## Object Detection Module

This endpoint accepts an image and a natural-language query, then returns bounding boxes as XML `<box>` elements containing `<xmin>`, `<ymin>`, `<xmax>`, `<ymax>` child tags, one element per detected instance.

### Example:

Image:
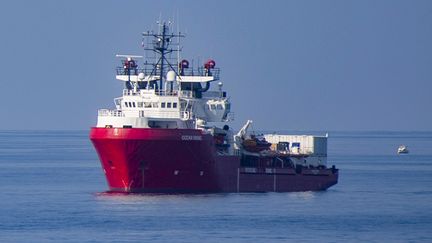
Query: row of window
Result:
<box><xmin>161</xmin><ymin>102</ymin><xmax>178</xmax><ymax>108</ymax></box>
<box><xmin>124</xmin><ymin>101</ymin><xmax>178</xmax><ymax>109</ymax></box>
<box><xmin>123</xmin><ymin>101</ymin><xmax>227</xmax><ymax>111</ymax></box>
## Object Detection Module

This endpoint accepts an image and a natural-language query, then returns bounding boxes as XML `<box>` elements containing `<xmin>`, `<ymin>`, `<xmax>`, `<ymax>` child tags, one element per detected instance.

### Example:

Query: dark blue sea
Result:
<box><xmin>0</xmin><ymin>131</ymin><xmax>431</xmax><ymax>242</ymax></box>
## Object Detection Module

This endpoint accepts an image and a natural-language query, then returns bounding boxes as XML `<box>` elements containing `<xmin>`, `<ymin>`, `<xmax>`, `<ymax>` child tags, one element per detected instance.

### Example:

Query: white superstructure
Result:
<box><xmin>96</xmin><ymin>23</ymin><xmax>232</xmax><ymax>130</ymax></box>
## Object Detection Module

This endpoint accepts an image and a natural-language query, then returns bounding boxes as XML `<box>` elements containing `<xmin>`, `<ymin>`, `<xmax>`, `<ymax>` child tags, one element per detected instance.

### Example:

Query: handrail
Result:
<box><xmin>116</xmin><ymin>67</ymin><xmax>220</xmax><ymax>80</ymax></box>
<box><xmin>224</xmin><ymin>112</ymin><xmax>235</xmax><ymax>122</ymax></box>
<box><xmin>98</xmin><ymin>109</ymin><xmax>146</xmax><ymax>118</ymax></box>
<box><xmin>202</xmin><ymin>91</ymin><xmax>224</xmax><ymax>98</ymax></box>
<box><xmin>180</xmin><ymin>68</ymin><xmax>220</xmax><ymax>80</ymax></box>
<box><xmin>154</xmin><ymin>90</ymin><xmax>178</xmax><ymax>96</ymax></box>
<box><xmin>179</xmin><ymin>90</ymin><xmax>193</xmax><ymax>98</ymax></box>
<box><xmin>116</xmin><ymin>67</ymin><xmax>154</xmax><ymax>76</ymax></box>
<box><xmin>144</xmin><ymin>110</ymin><xmax>180</xmax><ymax>119</ymax></box>
<box><xmin>122</xmin><ymin>89</ymin><xmax>179</xmax><ymax>97</ymax></box>
<box><xmin>98</xmin><ymin>109</ymin><xmax>124</xmax><ymax>117</ymax></box>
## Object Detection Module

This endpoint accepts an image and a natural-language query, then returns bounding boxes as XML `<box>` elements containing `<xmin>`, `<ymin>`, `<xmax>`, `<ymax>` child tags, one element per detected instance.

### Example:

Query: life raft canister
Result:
<box><xmin>204</xmin><ymin>59</ymin><xmax>216</xmax><ymax>69</ymax></box>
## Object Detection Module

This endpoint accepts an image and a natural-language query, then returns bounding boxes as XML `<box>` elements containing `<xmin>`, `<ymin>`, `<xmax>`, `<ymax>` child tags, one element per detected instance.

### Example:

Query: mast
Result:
<box><xmin>142</xmin><ymin>22</ymin><xmax>184</xmax><ymax>91</ymax></box>
<box><xmin>158</xmin><ymin>23</ymin><xmax>166</xmax><ymax>90</ymax></box>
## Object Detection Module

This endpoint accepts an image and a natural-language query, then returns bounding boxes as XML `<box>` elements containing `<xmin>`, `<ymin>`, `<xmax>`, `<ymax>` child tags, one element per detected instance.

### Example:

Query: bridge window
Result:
<box><xmin>210</xmin><ymin>104</ymin><xmax>216</xmax><ymax>110</ymax></box>
<box><xmin>128</xmin><ymin>102</ymin><xmax>132</xmax><ymax>107</ymax></box>
<box><xmin>144</xmin><ymin>102</ymin><xmax>151</xmax><ymax>108</ymax></box>
<box><xmin>167</xmin><ymin>102</ymin><xmax>172</xmax><ymax>108</ymax></box>
<box><xmin>137</xmin><ymin>102</ymin><xmax>143</xmax><ymax>108</ymax></box>
<box><xmin>173</xmin><ymin>102</ymin><xmax>177</xmax><ymax>108</ymax></box>
<box><xmin>152</xmin><ymin>102</ymin><xmax>159</xmax><ymax>108</ymax></box>
<box><xmin>161</xmin><ymin>102</ymin><xmax>166</xmax><ymax>108</ymax></box>
<box><xmin>217</xmin><ymin>104</ymin><xmax>223</xmax><ymax>110</ymax></box>
<box><xmin>132</xmin><ymin>102</ymin><xmax>136</xmax><ymax>108</ymax></box>
<box><xmin>125</xmin><ymin>102</ymin><xmax>129</xmax><ymax>107</ymax></box>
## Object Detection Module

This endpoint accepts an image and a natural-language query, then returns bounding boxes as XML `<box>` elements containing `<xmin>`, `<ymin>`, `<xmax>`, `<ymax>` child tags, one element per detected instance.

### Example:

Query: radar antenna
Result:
<box><xmin>142</xmin><ymin>22</ymin><xmax>185</xmax><ymax>91</ymax></box>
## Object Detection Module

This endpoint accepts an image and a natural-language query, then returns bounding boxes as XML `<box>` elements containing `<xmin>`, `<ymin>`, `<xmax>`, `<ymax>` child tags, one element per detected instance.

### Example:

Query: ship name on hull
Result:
<box><xmin>181</xmin><ymin>135</ymin><xmax>202</xmax><ymax>141</ymax></box>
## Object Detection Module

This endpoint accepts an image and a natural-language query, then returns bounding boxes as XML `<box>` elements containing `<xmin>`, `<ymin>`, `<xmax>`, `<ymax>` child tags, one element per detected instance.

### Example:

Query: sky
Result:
<box><xmin>0</xmin><ymin>0</ymin><xmax>431</xmax><ymax>131</ymax></box>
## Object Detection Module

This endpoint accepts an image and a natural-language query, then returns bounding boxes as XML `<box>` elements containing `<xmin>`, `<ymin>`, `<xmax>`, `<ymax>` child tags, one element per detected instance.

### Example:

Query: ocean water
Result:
<box><xmin>0</xmin><ymin>131</ymin><xmax>431</xmax><ymax>242</ymax></box>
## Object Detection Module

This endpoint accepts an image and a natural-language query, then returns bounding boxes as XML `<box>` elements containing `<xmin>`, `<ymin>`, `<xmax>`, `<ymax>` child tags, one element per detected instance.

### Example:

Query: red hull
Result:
<box><xmin>90</xmin><ymin>128</ymin><xmax>338</xmax><ymax>193</ymax></box>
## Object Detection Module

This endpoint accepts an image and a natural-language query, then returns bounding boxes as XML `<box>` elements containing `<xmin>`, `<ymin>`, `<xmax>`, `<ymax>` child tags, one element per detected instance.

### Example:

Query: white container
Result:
<box><xmin>264</xmin><ymin>134</ymin><xmax>328</xmax><ymax>166</ymax></box>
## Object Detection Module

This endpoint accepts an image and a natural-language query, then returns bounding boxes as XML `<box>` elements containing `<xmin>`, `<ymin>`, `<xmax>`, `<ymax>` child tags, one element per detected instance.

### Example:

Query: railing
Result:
<box><xmin>123</xmin><ymin>89</ymin><xmax>180</xmax><ymax>97</ymax></box>
<box><xmin>180</xmin><ymin>67</ymin><xmax>220</xmax><ymax>80</ymax></box>
<box><xmin>144</xmin><ymin>110</ymin><xmax>180</xmax><ymax>119</ymax></box>
<box><xmin>122</xmin><ymin>89</ymin><xmax>225</xmax><ymax>98</ymax></box>
<box><xmin>224</xmin><ymin>112</ymin><xmax>235</xmax><ymax>121</ymax></box>
<box><xmin>123</xmin><ymin>89</ymin><xmax>140</xmax><ymax>96</ymax></box>
<box><xmin>98</xmin><ymin>109</ymin><xmax>123</xmax><ymax>117</ymax></box>
<box><xmin>116</xmin><ymin>67</ymin><xmax>220</xmax><ymax>80</ymax></box>
<box><xmin>154</xmin><ymin>90</ymin><xmax>178</xmax><ymax>97</ymax></box>
<box><xmin>98</xmin><ymin>109</ymin><xmax>146</xmax><ymax>118</ymax></box>
<box><xmin>179</xmin><ymin>90</ymin><xmax>193</xmax><ymax>98</ymax></box>
<box><xmin>116</xmin><ymin>67</ymin><xmax>155</xmax><ymax>76</ymax></box>
<box><xmin>202</xmin><ymin>91</ymin><xmax>225</xmax><ymax>98</ymax></box>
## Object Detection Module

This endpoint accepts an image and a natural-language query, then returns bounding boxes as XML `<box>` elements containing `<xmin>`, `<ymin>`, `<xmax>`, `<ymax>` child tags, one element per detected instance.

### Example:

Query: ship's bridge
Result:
<box><xmin>95</xmin><ymin>23</ymin><xmax>232</xmax><ymax>129</ymax></box>
<box><xmin>96</xmin><ymin>79</ymin><xmax>232</xmax><ymax>129</ymax></box>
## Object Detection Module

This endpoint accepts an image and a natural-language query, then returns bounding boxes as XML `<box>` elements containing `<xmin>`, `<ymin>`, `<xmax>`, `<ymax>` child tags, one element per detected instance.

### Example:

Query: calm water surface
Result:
<box><xmin>0</xmin><ymin>131</ymin><xmax>431</xmax><ymax>242</ymax></box>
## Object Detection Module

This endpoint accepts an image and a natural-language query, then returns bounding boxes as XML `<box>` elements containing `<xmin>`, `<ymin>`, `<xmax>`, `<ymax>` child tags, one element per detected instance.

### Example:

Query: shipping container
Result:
<box><xmin>264</xmin><ymin>134</ymin><xmax>328</xmax><ymax>166</ymax></box>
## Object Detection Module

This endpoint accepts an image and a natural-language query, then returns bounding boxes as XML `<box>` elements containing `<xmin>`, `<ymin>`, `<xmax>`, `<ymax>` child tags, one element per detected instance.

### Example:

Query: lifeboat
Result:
<box><xmin>242</xmin><ymin>135</ymin><xmax>271</xmax><ymax>152</ymax></box>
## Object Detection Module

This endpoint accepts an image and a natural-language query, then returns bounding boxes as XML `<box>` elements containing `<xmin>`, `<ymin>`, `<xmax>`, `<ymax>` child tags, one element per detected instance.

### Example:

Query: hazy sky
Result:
<box><xmin>1</xmin><ymin>0</ymin><xmax>431</xmax><ymax>131</ymax></box>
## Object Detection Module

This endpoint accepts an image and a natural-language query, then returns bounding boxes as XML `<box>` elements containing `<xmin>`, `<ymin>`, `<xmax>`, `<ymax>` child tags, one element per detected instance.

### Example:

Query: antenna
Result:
<box><xmin>177</xmin><ymin>10</ymin><xmax>180</xmax><ymax>74</ymax></box>
<box><xmin>157</xmin><ymin>13</ymin><xmax>162</xmax><ymax>35</ymax></box>
<box><xmin>142</xmin><ymin>21</ymin><xmax>185</xmax><ymax>91</ymax></box>
<box><xmin>115</xmin><ymin>54</ymin><xmax>143</xmax><ymax>58</ymax></box>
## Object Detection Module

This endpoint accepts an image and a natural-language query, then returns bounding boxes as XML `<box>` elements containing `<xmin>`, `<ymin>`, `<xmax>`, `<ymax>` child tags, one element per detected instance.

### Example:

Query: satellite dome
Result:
<box><xmin>166</xmin><ymin>70</ymin><xmax>176</xmax><ymax>82</ymax></box>
<box><xmin>138</xmin><ymin>72</ymin><xmax>145</xmax><ymax>81</ymax></box>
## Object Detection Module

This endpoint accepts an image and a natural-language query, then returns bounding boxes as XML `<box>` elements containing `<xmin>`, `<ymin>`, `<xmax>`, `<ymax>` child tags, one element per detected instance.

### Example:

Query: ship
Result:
<box><xmin>89</xmin><ymin>22</ymin><xmax>338</xmax><ymax>193</ymax></box>
<box><xmin>398</xmin><ymin>145</ymin><xmax>409</xmax><ymax>154</ymax></box>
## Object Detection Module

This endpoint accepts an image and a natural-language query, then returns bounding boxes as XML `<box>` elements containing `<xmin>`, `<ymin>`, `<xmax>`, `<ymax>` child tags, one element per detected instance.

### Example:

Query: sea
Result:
<box><xmin>0</xmin><ymin>130</ymin><xmax>431</xmax><ymax>242</ymax></box>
